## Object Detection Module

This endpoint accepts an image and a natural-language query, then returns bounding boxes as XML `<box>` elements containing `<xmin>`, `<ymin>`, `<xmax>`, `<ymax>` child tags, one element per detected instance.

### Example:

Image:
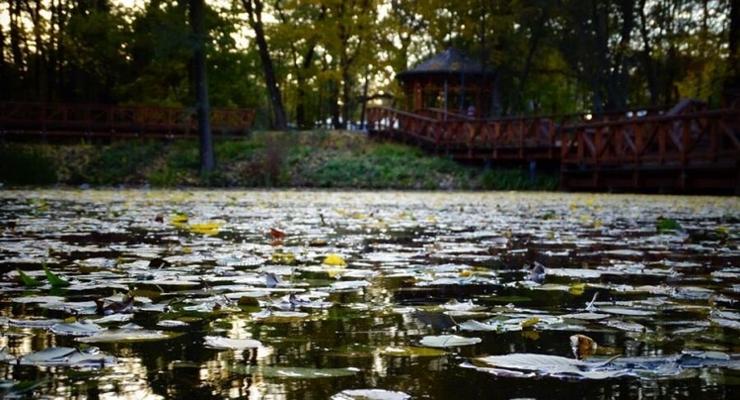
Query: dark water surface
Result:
<box><xmin>0</xmin><ymin>190</ymin><xmax>738</xmax><ymax>399</ymax></box>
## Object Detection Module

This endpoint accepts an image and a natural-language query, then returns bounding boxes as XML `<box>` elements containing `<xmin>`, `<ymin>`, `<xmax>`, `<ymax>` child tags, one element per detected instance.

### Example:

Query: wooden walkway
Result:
<box><xmin>0</xmin><ymin>102</ymin><xmax>255</xmax><ymax>139</ymax></box>
<box><xmin>560</xmin><ymin>108</ymin><xmax>739</xmax><ymax>193</ymax></box>
<box><xmin>367</xmin><ymin>102</ymin><xmax>739</xmax><ymax>193</ymax></box>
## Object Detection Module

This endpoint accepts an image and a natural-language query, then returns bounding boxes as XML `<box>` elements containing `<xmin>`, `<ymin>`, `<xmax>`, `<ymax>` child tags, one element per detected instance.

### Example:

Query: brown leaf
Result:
<box><xmin>570</xmin><ymin>334</ymin><xmax>597</xmax><ymax>360</ymax></box>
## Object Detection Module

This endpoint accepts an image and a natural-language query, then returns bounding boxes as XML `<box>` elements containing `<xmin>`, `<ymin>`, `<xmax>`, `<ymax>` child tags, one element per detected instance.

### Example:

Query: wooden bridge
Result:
<box><xmin>0</xmin><ymin>102</ymin><xmax>255</xmax><ymax>139</ymax></box>
<box><xmin>367</xmin><ymin>101</ymin><xmax>740</xmax><ymax>193</ymax></box>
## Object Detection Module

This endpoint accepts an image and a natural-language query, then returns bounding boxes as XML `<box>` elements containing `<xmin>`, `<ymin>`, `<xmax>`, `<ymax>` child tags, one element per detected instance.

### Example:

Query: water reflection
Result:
<box><xmin>0</xmin><ymin>190</ymin><xmax>738</xmax><ymax>399</ymax></box>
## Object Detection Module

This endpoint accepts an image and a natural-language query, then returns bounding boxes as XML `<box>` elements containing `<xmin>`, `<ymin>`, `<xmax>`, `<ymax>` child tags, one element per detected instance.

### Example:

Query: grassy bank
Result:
<box><xmin>0</xmin><ymin>131</ymin><xmax>558</xmax><ymax>190</ymax></box>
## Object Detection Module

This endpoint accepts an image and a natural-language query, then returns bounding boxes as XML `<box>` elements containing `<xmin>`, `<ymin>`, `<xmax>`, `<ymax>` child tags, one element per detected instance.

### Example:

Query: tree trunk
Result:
<box><xmin>359</xmin><ymin>65</ymin><xmax>370</xmax><ymax>129</ymax></box>
<box><xmin>188</xmin><ymin>0</ymin><xmax>215</xmax><ymax>174</ymax></box>
<box><xmin>725</xmin><ymin>0</ymin><xmax>739</xmax><ymax>104</ymax></box>
<box><xmin>296</xmin><ymin>46</ymin><xmax>316</xmax><ymax>129</ymax></box>
<box><xmin>638</xmin><ymin>0</ymin><xmax>658</xmax><ymax>105</ymax></box>
<box><xmin>330</xmin><ymin>80</ymin><xmax>341</xmax><ymax>129</ymax></box>
<box><xmin>518</xmin><ymin>9</ymin><xmax>548</xmax><ymax>111</ymax></box>
<box><xmin>242</xmin><ymin>0</ymin><xmax>288</xmax><ymax>130</ymax></box>
<box><xmin>10</xmin><ymin>0</ymin><xmax>24</xmax><ymax>74</ymax></box>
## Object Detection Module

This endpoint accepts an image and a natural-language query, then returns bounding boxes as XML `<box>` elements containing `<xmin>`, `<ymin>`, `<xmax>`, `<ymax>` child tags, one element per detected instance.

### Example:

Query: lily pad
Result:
<box><xmin>76</xmin><ymin>329</ymin><xmax>175</xmax><ymax>343</ymax></box>
<box><xmin>17</xmin><ymin>347</ymin><xmax>116</xmax><ymax>368</ymax></box>
<box><xmin>232</xmin><ymin>365</ymin><xmax>359</xmax><ymax>379</ymax></box>
<box><xmin>419</xmin><ymin>335</ymin><xmax>481</xmax><ymax>348</ymax></box>
<box><xmin>379</xmin><ymin>346</ymin><xmax>446</xmax><ymax>357</ymax></box>
<box><xmin>204</xmin><ymin>336</ymin><xmax>262</xmax><ymax>350</ymax></box>
<box><xmin>50</xmin><ymin>321</ymin><xmax>105</xmax><ymax>336</ymax></box>
<box><xmin>330</xmin><ymin>389</ymin><xmax>411</xmax><ymax>400</ymax></box>
<box><xmin>472</xmin><ymin>353</ymin><xmax>626</xmax><ymax>379</ymax></box>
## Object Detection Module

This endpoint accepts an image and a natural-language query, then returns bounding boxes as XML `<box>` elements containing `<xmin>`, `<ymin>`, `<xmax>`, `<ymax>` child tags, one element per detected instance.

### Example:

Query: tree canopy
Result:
<box><xmin>1</xmin><ymin>0</ymin><xmax>736</xmax><ymax>128</ymax></box>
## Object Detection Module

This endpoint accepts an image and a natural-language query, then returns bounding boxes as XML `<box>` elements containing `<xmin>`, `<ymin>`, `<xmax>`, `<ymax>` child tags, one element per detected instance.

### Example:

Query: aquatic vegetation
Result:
<box><xmin>0</xmin><ymin>189</ymin><xmax>738</xmax><ymax>399</ymax></box>
<box><xmin>331</xmin><ymin>389</ymin><xmax>411</xmax><ymax>400</ymax></box>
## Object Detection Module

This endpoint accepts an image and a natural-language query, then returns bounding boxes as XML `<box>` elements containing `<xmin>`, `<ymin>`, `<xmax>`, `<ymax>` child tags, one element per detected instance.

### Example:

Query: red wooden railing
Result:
<box><xmin>560</xmin><ymin>108</ymin><xmax>739</xmax><ymax>167</ymax></box>
<box><xmin>367</xmin><ymin>106</ymin><xmax>560</xmax><ymax>160</ymax></box>
<box><xmin>368</xmin><ymin>103</ymin><xmax>738</xmax><ymax>191</ymax></box>
<box><xmin>0</xmin><ymin>102</ymin><xmax>256</xmax><ymax>138</ymax></box>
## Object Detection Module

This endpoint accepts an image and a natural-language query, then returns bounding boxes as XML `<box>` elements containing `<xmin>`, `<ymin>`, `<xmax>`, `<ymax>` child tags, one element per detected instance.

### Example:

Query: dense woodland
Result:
<box><xmin>1</xmin><ymin>0</ymin><xmax>737</xmax><ymax>129</ymax></box>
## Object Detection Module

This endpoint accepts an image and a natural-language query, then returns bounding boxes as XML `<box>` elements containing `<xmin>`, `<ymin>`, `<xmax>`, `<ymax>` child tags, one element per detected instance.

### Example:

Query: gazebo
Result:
<box><xmin>396</xmin><ymin>47</ymin><xmax>497</xmax><ymax>118</ymax></box>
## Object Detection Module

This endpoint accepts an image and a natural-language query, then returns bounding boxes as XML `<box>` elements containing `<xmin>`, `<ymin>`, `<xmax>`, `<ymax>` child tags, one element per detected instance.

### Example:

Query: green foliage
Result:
<box><xmin>0</xmin><ymin>134</ymin><xmax>558</xmax><ymax>191</ymax></box>
<box><xmin>86</xmin><ymin>142</ymin><xmax>163</xmax><ymax>184</ymax></box>
<box><xmin>479</xmin><ymin>169</ymin><xmax>559</xmax><ymax>191</ymax></box>
<box><xmin>2</xmin><ymin>0</ymin><xmax>733</xmax><ymax>126</ymax></box>
<box><xmin>43</xmin><ymin>265</ymin><xmax>70</xmax><ymax>287</ymax></box>
<box><xmin>0</xmin><ymin>145</ymin><xmax>57</xmax><ymax>185</ymax></box>
<box><xmin>16</xmin><ymin>270</ymin><xmax>41</xmax><ymax>287</ymax></box>
<box><xmin>657</xmin><ymin>217</ymin><xmax>682</xmax><ymax>233</ymax></box>
<box><xmin>300</xmin><ymin>141</ymin><xmax>466</xmax><ymax>189</ymax></box>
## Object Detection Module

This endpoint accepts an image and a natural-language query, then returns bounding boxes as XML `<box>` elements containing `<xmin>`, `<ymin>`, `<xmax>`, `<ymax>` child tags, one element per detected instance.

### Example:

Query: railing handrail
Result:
<box><xmin>561</xmin><ymin>108</ymin><xmax>737</xmax><ymax>130</ymax></box>
<box><xmin>0</xmin><ymin>101</ymin><xmax>254</xmax><ymax>113</ymax></box>
<box><xmin>368</xmin><ymin>105</ymin><xmax>671</xmax><ymax>125</ymax></box>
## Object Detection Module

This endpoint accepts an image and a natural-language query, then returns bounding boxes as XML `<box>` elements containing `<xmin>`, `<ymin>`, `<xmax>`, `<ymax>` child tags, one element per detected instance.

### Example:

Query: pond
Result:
<box><xmin>0</xmin><ymin>189</ymin><xmax>738</xmax><ymax>399</ymax></box>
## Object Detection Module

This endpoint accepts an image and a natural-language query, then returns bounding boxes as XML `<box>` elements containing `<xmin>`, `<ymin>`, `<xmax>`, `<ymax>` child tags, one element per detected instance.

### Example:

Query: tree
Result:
<box><xmin>187</xmin><ymin>0</ymin><xmax>214</xmax><ymax>173</ymax></box>
<box><xmin>241</xmin><ymin>0</ymin><xmax>287</xmax><ymax>129</ymax></box>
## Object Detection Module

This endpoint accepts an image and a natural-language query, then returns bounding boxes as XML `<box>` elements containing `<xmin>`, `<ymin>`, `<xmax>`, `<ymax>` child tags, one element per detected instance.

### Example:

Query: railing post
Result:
<box><xmin>681</xmin><ymin>117</ymin><xmax>690</xmax><ymax>167</ymax></box>
<box><xmin>658</xmin><ymin>125</ymin><xmax>666</xmax><ymax>165</ymax></box>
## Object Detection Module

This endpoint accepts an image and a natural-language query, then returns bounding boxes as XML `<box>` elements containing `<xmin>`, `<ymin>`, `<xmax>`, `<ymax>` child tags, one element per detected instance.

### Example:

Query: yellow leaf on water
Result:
<box><xmin>272</xmin><ymin>251</ymin><xmax>296</xmax><ymax>264</ymax></box>
<box><xmin>189</xmin><ymin>222</ymin><xmax>221</xmax><ymax>236</ymax></box>
<box><xmin>170</xmin><ymin>213</ymin><xmax>188</xmax><ymax>226</ymax></box>
<box><xmin>521</xmin><ymin>317</ymin><xmax>540</xmax><ymax>329</ymax></box>
<box><xmin>323</xmin><ymin>254</ymin><xmax>347</xmax><ymax>267</ymax></box>
<box><xmin>569</xmin><ymin>282</ymin><xmax>586</xmax><ymax>296</ymax></box>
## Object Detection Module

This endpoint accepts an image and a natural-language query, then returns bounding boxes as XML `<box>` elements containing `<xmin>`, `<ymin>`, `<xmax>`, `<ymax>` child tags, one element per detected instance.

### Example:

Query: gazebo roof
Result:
<box><xmin>397</xmin><ymin>47</ymin><xmax>493</xmax><ymax>80</ymax></box>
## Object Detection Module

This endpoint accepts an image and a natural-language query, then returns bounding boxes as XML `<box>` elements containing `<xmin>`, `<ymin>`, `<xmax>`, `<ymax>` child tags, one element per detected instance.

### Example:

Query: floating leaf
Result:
<box><xmin>657</xmin><ymin>217</ymin><xmax>682</xmax><ymax>233</ymax></box>
<box><xmin>43</xmin><ymin>265</ymin><xmax>70</xmax><ymax>287</ymax></box>
<box><xmin>76</xmin><ymin>329</ymin><xmax>175</xmax><ymax>343</ymax></box>
<box><xmin>570</xmin><ymin>334</ymin><xmax>597</xmax><ymax>359</ymax></box>
<box><xmin>18</xmin><ymin>347</ymin><xmax>116</xmax><ymax>368</ymax></box>
<box><xmin>521</xmin><ymin>317</ymin><xmax>540</xmax><ymax>329</ymax></box>
<box><xmin>188</xmin><ymin>222</ymin><xmax>221</xmax><ymax>236</ymax></box>
<box><xmin>204</xmin><ymin>336</ymin><xmax>262</xmax><ymax>350</ymax></box>
<box><xmin>330</xmin><ymin>280</ymin><xmax>369</xmax><ymax>291</ymax></box>
<box><xmin>472</xmin><ymin>353</ymin><xmax>624</xmax><ymax>380</ymax></box>
<box><xmin>232</xmin><ymin>365</ymin><xmax>359</xmax><ymax>379</ymax></box>
<box><xmin>458</xmin><ymin>319</ymin><xmax>499</xmax><ymax>332</ymax></box>
<box><xmin>323</xmin><ymin>254</ymin><xmax>347</xmax><ymax>267</ymax></box>
<box><xmin>157</xmin><ymin>320</ymin><xmax>189</xmax><ymax>328</ymax></box>
<box><xmin>561</xmin><ymin>312</ymin><xmax>609</xmax><ymax>321</ymax></box>
<box><xmin>331</xmin><ymin>389</ymin><xmax>411</xmax><ymax>400</ymax></box>
<box><xmin>270</xmin><ymin>228</ymin><xmax>286</xmax><ymax>240</ymax></box>
<box><xmin>569</xmin><ymin>283</ymin><xmax>586</xmax><ymax>296</ymax></box>
<box><xmin>170</xmin><ymin>213</ymin><xmax>188</xmax><ymax>225</ymax></box>
<box><xmin>419</xmin><ymin>335</ymin><xmax>481</xmax><ymax>348</ymax></box>
<box><xmin>16</xmin><ymin>270</ymin><xmax>41</xmax><ymax>287</ymax></box>
<box><xmin>379</xmin><ymin>346</ymin><xmax>446</xmax><ymax>357</ymax></box>
<box><xmin>442</xmin><ymin>299</ymin><xmax>485</xmax><ymax>312</ymax></box>
<box><xmin>50</xmin><ymin>321</ymin><xmax>105</xmax><ymax>336</ymax></box>
<box><xmin>272</xmin><ymin>251</ymin><xmax>296</xmax><ymax>264</ymax></box>
<box><xmin>251</xmin><ymin>310</ymin><xmax>309</xmax><ymax>320</ymax></box>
